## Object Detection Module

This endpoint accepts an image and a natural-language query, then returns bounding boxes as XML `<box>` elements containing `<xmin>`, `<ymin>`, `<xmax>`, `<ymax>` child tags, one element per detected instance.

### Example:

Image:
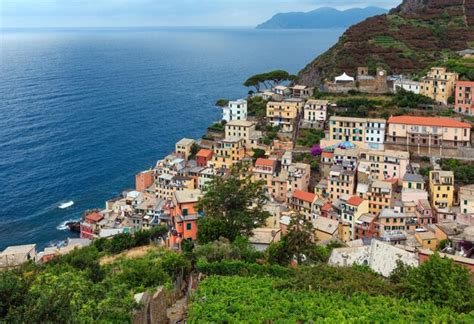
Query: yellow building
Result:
<box><xmin>224</xmin><ymin>120</ymin><xmax>260</xmax><ymax>150</ymax></box>
<box><xmin>415</xmin><ymin>231</ymin><xmax>438</xmax><ymax>251</ymax></box>
<box><xmin>210</xmin><ymin>137</ymin><xmax>245</xmax><ymax>169</ymax></box>
<box><xmin>266</xmin><ymin>99</ymin><xmax>303</xmax><ymax>132</ymax></box>
<box><xmin>328</xmin><ymin>166</ymin><xmax>356</xmax><ymax>201</ymax></box>
<box><xmin>429</xmin><ymin>170</ymin><xmax>454</xmax><ymax>210</ymax></box>
<box><xmin>367</xmin><ymin>180</ymin><xmax>394</xmax><ymax>215</ymax></box>
<box><xmin>420</xmin><ymin>67</ymin><xmax>458</xmax><ymax>105</ymax></box>
<box><xmin>328</xmin><ymin>116</ymin><xmax>386</xmax><ymax>148</ymax></box>
<box><xmin>340</xmin><ymin>196</ymin><xmax>369</xmax><ymax>241</ymax></box>
<box><xmin>175</xmin><ymin>138</ymin><xmax>195</xmax><ymax>160</ymax></box>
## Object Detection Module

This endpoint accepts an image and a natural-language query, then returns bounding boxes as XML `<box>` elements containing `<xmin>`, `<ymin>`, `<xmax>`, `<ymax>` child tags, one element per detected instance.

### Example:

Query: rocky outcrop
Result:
<box><xmin>298</xmin><ymin>0</ymin><xmax>474</xmax><ymax>87</ymax></box>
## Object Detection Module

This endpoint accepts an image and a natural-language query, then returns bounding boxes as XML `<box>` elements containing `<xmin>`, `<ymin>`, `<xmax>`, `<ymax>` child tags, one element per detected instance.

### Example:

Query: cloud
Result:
<box><xmin>0</xmin><ymin>0</ymin><xmax>402</xmax><ymax>28</ymax></box>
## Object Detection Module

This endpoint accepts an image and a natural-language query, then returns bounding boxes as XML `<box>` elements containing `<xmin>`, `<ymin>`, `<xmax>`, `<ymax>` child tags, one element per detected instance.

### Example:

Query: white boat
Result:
<box><xmin>59</xmin><ymin>201</ymin><xmax>74</xmax><ymax>209</ymax></box>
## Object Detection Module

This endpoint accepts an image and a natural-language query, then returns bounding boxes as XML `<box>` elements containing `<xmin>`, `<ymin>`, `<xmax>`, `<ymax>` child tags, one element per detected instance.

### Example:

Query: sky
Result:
<box><xmin>0</xmin><ymin>0</ymin><xmax>402</xmax><ymax>28</ymax></box>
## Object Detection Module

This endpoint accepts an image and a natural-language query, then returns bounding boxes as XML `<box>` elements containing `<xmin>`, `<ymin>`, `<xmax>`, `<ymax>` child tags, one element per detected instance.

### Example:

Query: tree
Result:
<box><xmin>243</xmin><ymin>70</ymin><xmax>294</xmax><ymax>92</ymax></box>
<box><xmin>197</xmin><ymin>164</ymin><xmax>270</xmax><ymax>244</ymax></box>
<box><xmin>252</xmin><ymin>148</ymin><xmax>266</xmax><ymax>159</ymax></box>
<box><xmin>215</xmin><ymin>99</ymin><xmax>229</xmax><ymax>107</ymax></box>
<box><xmin>396</xmin><ymin>253</ymin><xmax>474</xmax><ymax>312</ymax></box>
<box><xmin>267</xmin><ymin>213</ymin><xmax>318</xmax><ymax>265</ymax></box>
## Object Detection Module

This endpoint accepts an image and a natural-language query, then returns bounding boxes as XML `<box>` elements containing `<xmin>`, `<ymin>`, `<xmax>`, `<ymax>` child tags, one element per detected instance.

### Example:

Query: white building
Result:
<box><xmin>222</xmin><ymin>99</ymin><xmax>247</xmax><ymax>122</ymax></box>
<box><xmin>393</xmin><ymin>79</ymin><xmax>421</xmax><ymax>94</ymax></box>
<box><xmin>304</xmin><ymin>99</ymin><xmax>328</xmax><ymax>123</ymax></box>
<box><xmin>365</xmin><ymin>119</ymin><xmax>386</xmax><ymax>149</ymax></box>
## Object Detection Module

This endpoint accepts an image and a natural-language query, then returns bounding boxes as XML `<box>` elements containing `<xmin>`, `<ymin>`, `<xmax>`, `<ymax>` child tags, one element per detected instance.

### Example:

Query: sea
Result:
<box><xmin>0</xmin><ymin>27</ymin><xmax>343</xmax><ymax>250</ymax></box>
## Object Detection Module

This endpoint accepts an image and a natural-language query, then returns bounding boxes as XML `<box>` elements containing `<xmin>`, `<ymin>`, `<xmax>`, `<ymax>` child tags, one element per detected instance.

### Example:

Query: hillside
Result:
<box><xmin>256</xmin><ymin>7</ymin><xmax>388</xmax><ymax>29</ymax></box>
<box><xmin>298</xmin><ymin>0</ymin><xmax>474</xmax><ymax>86</ymax></box>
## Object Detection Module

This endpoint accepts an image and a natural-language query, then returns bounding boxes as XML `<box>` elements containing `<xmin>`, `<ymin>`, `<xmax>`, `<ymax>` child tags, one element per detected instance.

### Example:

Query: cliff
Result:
<box><xmin>298</xmin><ymin>0</ymin><xmax>474</xmax><ymax>86</ymax></box>
<box><xmin>256</xmin><ymin>7</ymin><xmax>388</xmax><ymax>29</ymax></box>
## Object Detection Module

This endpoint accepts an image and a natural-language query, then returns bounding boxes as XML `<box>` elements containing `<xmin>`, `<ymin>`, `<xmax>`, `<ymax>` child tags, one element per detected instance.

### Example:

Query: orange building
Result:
<box><xmin>289</xmin><ymin>190</ymin><xmax>316</xmax><ymax>220</ymax></box>
<box><xmin>135</xmin><ymin>170</ymin><xmax>154</xmax><ymax>192</ymax></box>
<box><xmin>196</xmin><ymin>149</ymin><xmax>213</xmax><ymax>167</ymax></box>
<box><xmin>454</xmin><ymin>81</ymin><xmax>474</xmax><ymax>115</ymax></box>
<box><xmin>169</xmin><ymin>189</ymin><xmax>203</xmax><ymax>247</ymax></box>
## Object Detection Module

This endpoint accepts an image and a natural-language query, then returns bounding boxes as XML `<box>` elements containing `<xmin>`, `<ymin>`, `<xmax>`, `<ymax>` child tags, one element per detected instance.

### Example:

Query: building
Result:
<box><xmin>402</xmin><ymin>173</ymin><xmax>428</xmax><ymax>203</ymax></box>
<box><xmin>266</xmin><ymin>99</ymin><xmax>304</xmax><ymax>132</ymax></box>
<box><xmin>340</xmin><ymin>196</ymin><xmax>369</xmax><ymax>241</ymax></box>
<box><xmin>291</xmin><ymin>85</ymin><xmax>315</xmax><ymax>99</ymax></box>
<box><xmin>0</xmin><ymin>244</ymin><xmax>37</xmax><ymax>269</ymax></box>
<box><xmin>459</xmin><ymin>184</ymin><xmax>474</xmax><ymax>214</ymax></box>
<box><xmin>175</xmin><ymin>138</ymin><xmax>196</xmax><ymax>160</ymax></box>
<box><xmin>354</xmin><ymin>213</ymin><xmax>379</xmax><ymax>239</ymax></box>
<box><xmin>393</xmin><ymin>79</ymin><xmax>421</xmax><ymax>94</ymax></box>
<box><xmin>328</xmin><ymin>166</ymin><xmax>356</xmax><ymax>201</ymax></box>
<box><xmin>136</xmin><ymin>170</ymin><xmax>154</xmax><ymax>192</ymax></box>
<box><xmin>195</xmin><ymin>149</ymin><xmax>213</xmax><ymax>167</ymax></box>
<box><xmin>273</xmin><ymin>85</ymin><xmax>290</xmax><ymax>97</ymax></box>
<box><xmin>252</xmin><ymin>158</ymin><xmax>277</xmax><ymax>194</ymax></box>
<box><xmin>378</xmin><ymin>205</ymin><xmax>410</xmax><ymax>236</ymax></box>
<box><xmin>169</xmin><ymin>189</ymin><xmax>203</xmax><ymax>246</ymax></box>
<box><xmin>155</xmin><ymin>174</ymin><xmax>195</xmax><ymax>200</ymax></box>
<box><xmin>313</xmin><ymin>217</ymin><xmax>339</xmax><ymax>241</ymax></box>
<box><xmin>367</xmin><ymin>180</ymin><xmax>394</xmax><ymax>215</ymax></box>
<box><xmin>289</xmin><ymin>190</ymin><xmax>316</xmax><ymax>220</ymax></box>
<box><xmin>429</xmin><ymin>170</ymin><xmax>454</xmax><ymax>210</ymax></box>
<box><xmin>80</xmin><ymin>212</ymin><xmax>104</xmax><ymax>239</ymax></box>
<box><xmin>386</xmin><ymin>115</ymin><xmax>471</xmax><ymax>150</ymax></box>
<box><xmin>224</xmin><ymin>120</ymin><xmax>258</xmax><ymax>150</ymax></box>
<box><xmin>415</xmin><ymin>231</ymin><xmax>438</xmax><ymax>251</ymax></box>
<box><xmin>222</xmin><ymin>99</ymin><xmax>247</xmax><ymax>122</ymax></box>
<box><xmin>327</xmin><ymin>116</ymin><xmax>386</xmax><ymax>149</ymax></box>
<box><xmin>210</xmin><ymin>137</ymin><xmax>246</xmax><ymax>169</ymax></box>
<box><xmin>303</xmin><ymin>99</ymin><xmax>328</xmax><ymax>124</ymax></box>
<box><xmin>358</xmin><ymin>148</ymin><xmax>409</xmax><ymax>181</ymax></box>
<box><xmin>454</xmin><ymin>81</ymin><xmax>474</xmax><ymax>115</ymax></box>
<box><xmin>420</xmin><ymin>67</ymin><xmax>458</xmax><ymax>104</ymax></box>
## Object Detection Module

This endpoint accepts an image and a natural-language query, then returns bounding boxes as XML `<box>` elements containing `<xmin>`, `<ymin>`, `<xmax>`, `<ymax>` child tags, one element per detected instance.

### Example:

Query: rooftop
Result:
<box><xmin>176</xmin><ymin>138</ymin><xmax>195</xmax><ymax>146</ymax></box>
<box><xmin>347</xmin><ymin>196</ymin><xmax>364</xmax><ymax>206</ymax></box>
<box><xmin>255</xmin><ymin>158</ymin><xmax>277</xmax><ymax>168</ymax></box>
<box><xmin>174</xmin><ymin>189</ymin><xmax>203</xmax><ymax>204</ymax></box>
<box><xmin>313</xmin><ymin>217</ymin><xmax>338</xmax><ymax>235</ymax></box>
<box><xmin>1</xmin><ymin>244</ymin><xmax>36</xmax><ymax>255</ymax></box>
<box><xmin>403</xmin><ymin>173</ymin><xmax>424</xmax><ymax>183</ymax></box>
<box><xmin>196</xmin><ymin>149</ymin><xmax>213</xmax><ymax>158</ymax></box>
<box><xmin>388</xmin><ymin>116</ymin><xmax>471</xmax><ymax>129</ymax></box>
<box><xmin>292</xmin><ymin>190</ymin><xmax>316</xmax><ymax>203</ymax></box>
<box><xmin>226</xmin><ymin>120</ymin><xmax>254</xmax><ymax>127</ymax></box>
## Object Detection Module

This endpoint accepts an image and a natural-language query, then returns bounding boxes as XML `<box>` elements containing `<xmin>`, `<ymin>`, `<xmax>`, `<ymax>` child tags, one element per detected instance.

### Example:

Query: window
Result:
<box><xmin>186</xmin><ymin>223</ymin><xmax>192</xmax><ymax>230</ymax></box>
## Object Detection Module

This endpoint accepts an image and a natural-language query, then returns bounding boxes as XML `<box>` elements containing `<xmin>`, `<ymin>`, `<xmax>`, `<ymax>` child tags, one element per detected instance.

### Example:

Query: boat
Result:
<box><xmin>59</xmin><ymin>201</ymin><xmax>74</xmax><ymax>209</ymax></box>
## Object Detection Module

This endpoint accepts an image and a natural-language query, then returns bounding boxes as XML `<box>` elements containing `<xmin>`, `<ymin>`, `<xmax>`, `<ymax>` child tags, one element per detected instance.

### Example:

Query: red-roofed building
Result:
<box><xmin>341</xmin><ymin>196</ymin><xmax>369</xmax><ymax>241</ymax></box>
<box><xmin>347</xmin><ymin>196</ymin><xmax>364</xmax><ymax>206</ymax></box>
<box><xmin>252</xmin><ymin>158</ymin><xmax>278</xmax><ymax>197</ymax></box>
<box><xmin>387</xmin><ymin>115</ymin><xmax>471</xmax><ymax>149</ymax></box>
<box><xmin>320</xmin><ymin>151</ymin><xmax>334</xmax><ymax>177</ymax></box>
<box><xmin>196</xmin><ymin>149</ymin><xmax>213</xmax><ymax>167</ymax></box>
<box><xmin>80</xmin><ymin>212</ymin><xmax>104</xmax><ymax>239</ymax></box>
<box><xmin>289</xmin><ymin>190</ymin><xmax>317</xmax><ymax>220</ymax></box>
<box><xmin>455</xmin><ymin>81</ymin><xmax>474</xmax><ymax>116</ymax></box>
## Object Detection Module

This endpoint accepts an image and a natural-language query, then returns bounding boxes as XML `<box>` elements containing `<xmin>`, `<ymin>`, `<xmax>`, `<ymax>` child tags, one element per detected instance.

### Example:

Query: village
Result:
<box><xmin>2</xmin><ymin>61</ymin><xmax>474</xmax><ymax>276</ymax></box>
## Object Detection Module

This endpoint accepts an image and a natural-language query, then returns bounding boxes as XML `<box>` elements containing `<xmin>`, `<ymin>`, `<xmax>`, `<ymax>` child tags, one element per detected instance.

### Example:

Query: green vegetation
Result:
<box><xmin>0</xmin><ymin>242</ymin><xmax>189</xmax><ymax>322</ymax></box>
<box><xmin>261</xmin><ymin>125</ymin><xmax>279</xmax><ymax>146</ymax></box>
<box><xmin>440</xmin><ymin>158</ymin><xmax>474</xmax><ymax>185</ymax></box>
<box><xmin>297</xmin><ymin>128</ymin><xmax>325</xmax><ymax>147</ymax></box>
<box><xmin>370</xmin><ymin>35</ymin><xmax>414</xmax><ymax>56</ymax></box>
<box><xmin>188</xmin><ymin>273</ymin><xmax>473</xmax><ymax>322</ymax></box>
<box><xmin>196</xmin><ymin>164</ymin><xmax>270</xmax><ymax>244</ymax></box>
<box><xmin>244</xmin><ymin>70</ymin><xmax>296</xmax><ymax>92</ymax></box>
<box><xmin>215</xmin><ymin>98</ymin><xmax>229</xmax><ymax>107</ymax></box>
<box><xmin>207</xmin><ymin>121</ymin><xmax>225</xmax><ymax>132</ymax></box>
<box><xmin>293</xmin><ymin>152</ymin><xmax>319</xmax><ymax>171</ymax></box>
<box><xmin>252</xmin><ymin>148</ymin><xmax>266</xmax><ymax>159</ymax></box>
<box><xmin>391</xmin><ymin>89</ymin><xmax>434</xmax><ymax>108</ymax></box>
<box><xmin>247</xmin><ymin>96</ymin><xmax>268</xmax><ymax>118</ymax></box>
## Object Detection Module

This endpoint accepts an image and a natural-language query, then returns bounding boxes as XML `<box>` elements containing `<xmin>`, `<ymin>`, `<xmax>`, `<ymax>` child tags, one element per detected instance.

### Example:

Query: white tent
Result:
<box><xmin>335</xmin><ymin>72</ymin><xmax>355</xmax><ymax>83</ymax></box>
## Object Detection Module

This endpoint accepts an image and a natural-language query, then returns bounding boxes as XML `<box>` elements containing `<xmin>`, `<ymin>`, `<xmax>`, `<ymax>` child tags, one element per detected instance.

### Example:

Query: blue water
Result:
<box><xmin>0</xmin><ymin>27</ymin><xmax>343</xmax><ymax>250</ymax></box>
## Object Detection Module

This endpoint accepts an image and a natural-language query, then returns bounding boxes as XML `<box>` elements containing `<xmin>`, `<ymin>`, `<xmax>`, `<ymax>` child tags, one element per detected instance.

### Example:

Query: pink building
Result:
<box><xmin>455</xmin><ymin>81</ymin><xmax>474</xmax><ymax>115</ymax></box>
<box><xmin>80</xmin><ymin>212</ymin><xmax>104</xmax><ymax>239</ymax></box>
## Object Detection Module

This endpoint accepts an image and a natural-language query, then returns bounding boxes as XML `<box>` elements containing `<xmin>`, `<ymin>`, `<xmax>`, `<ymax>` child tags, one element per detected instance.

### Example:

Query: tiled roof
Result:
<box><xmin>86</xmin><ymin>212</ymin><xmax>103</xmax><ymax>223</ymax></box>
<box><xmin>293</xmin><ymin>190</ymin><xmax>316</xmax><ymax>203</ymax></box>
<box><xmin>196</xmin><ymin>149</ymin><xmax>213</xmax><ymax>158</ymax></box>
<box><xmin>255</xmin><ymin>158</ymin><xmax>276</xmax><ymax>168</ymax></box>
<box><xmin>322</xmin><ymin>151</ymin><xmax>334</xmax><ymax>158</ymax></box>
<box><xmin>347</xmin><ymin>196</ymin><xmax>365</xmax><ymax>206</ymax></box>
<box><xmin>456</xmin><ymin>81</ymin><xmax>474</xmax><ymax>87</ymax></box>
<box><xmin>322</xmin><ymin>202</ymin><xmax>332</xmax><ymax>212</ymax></box>
<box><xmin>388</xmin><ymin>116</ymin><xmax>471</xmax><ymax>128</ymax></box>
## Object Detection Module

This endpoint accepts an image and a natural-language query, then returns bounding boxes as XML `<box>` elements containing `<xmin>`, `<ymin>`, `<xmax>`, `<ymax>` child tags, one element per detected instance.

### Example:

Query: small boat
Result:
<box><xmin>59</xmin><ymin>201</ymin><xmax>74</xmax><ymax>209</ymax></box>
